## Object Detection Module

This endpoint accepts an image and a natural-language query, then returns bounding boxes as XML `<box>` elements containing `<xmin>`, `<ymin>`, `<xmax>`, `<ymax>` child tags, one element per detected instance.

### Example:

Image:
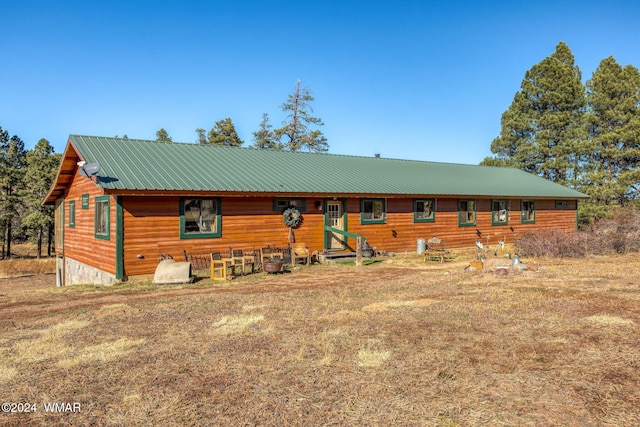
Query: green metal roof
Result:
<box><xmin>66</xmin><ymin>135</ymin><xmax>588</xmax><ymax>199</ymax></box>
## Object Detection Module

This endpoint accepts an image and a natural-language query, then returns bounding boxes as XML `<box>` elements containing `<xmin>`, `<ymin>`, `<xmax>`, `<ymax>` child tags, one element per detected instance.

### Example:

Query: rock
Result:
<box><xmin>493</xmin><ymin>267</ymin><xmax>509</xmax><ymax>276</ymax></box>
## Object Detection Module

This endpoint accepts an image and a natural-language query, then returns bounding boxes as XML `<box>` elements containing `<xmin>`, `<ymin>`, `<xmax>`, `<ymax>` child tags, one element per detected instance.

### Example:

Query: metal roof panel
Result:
<box><xmin>67</xmin><ymin>135</ymin><xmax>589</xmax><ymax>199</ymax></box>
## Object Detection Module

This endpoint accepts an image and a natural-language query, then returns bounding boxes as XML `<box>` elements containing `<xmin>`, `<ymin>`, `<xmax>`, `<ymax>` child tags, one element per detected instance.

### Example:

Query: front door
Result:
<box><xmin>325</xmin><ymin>200</ymin><xmax>345</xmax><ymax>250</ymax></box>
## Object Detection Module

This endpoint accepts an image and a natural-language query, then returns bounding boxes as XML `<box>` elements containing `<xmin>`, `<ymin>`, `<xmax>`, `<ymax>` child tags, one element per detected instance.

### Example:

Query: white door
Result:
<box><xmin>326</xmin><ymin>200</ymin><xmax>345</xmax><ymax>249</ymax></box>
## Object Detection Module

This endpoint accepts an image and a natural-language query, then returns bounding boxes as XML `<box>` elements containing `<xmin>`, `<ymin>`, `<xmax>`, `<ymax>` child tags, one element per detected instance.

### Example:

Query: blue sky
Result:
<box><xmin>2</xmin><ymin>0</ymin><xmax>640</xmax><ymax>164</ymax></box>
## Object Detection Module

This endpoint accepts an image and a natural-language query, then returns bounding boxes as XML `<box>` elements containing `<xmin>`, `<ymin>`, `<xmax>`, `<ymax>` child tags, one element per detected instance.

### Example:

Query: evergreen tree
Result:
<box><xmin>21</xmin><ymin>138</ymin><xmax>60</xmax><ymax>258</ymax></box>
<box><xmin>274</xmin><ymin>80</ymin><xmax>328</xmax><ymax>152</ymax></box>
<box><xmin>207</xmin><ymin>118</ymin><xmax>244</xmax><ymax>146</ymax></box>
<box><xmin>584</xmin><ymin>56</ymin><xmax>640</xmax><ymax>212</ymax></box>
<box><xmin>252</xmin><ymin>113</ymin><xmax>281</xmax><ymax>150</ymax></box>
<box><xmin>0</xmin><ymin>128</ymin><xmax>26</xmax><ymax>259</ymax></box>
<box><xmin>155</xmin><ymin>128</ymin><xmax>172</xmax><ymax>142</ymax></box>
<box><xmin>483</xmin><ymin>91</ymin><xmax>537</xmax><ymax>172</ymax></box>
<box><xmin>483</xmin><ymin>42</ymin><xmax>587</xmax><ymax>185</ymax></box>
<box><xmin>195</xmin><ymin>128</ymin><xmax>207</xmax><ymax>145</ymax></box>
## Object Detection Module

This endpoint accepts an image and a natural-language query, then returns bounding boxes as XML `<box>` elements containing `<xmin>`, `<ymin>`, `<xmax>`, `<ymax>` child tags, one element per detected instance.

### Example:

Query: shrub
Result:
<box><xmin>514</xmin><ymin>228</ymin><xmax>587</xmax><ymax>258</ymax></box>
<box><xmin>514</xmin><ymin>207</ymin><xmax>640</xmax><ymax>258</ymax></box>
<box><xmin>591</xmin><ymin>206</ymin><xmax>640</xmax><ymax>254</ymax></box>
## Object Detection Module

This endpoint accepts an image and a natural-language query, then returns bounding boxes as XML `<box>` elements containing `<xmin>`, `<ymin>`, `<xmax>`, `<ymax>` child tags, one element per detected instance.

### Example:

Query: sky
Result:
<box><xmin>2</xmin><ymin>0</ymin><xmax>640</xmax><ymax>165</ymax></box>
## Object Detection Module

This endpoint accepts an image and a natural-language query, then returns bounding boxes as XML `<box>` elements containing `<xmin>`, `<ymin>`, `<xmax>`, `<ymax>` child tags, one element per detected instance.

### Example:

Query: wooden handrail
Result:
<box><xmin>324</xmin><ymin>225</ymin><xmax>366</xmax><ymax>242</ymax></box>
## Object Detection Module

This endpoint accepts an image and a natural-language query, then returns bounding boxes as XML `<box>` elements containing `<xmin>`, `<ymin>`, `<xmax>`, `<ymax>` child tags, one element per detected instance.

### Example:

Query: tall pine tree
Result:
<box><xmin>274</xmin><ymin>80</ymin><xmax>328</xmax><ymax>152</ymax></box>
<box><xmin>584</xmin><ymin>56</ymin><xmax>640</xmax><ymax>212</ymax></box>
<box><xmin>483</xmin><ymin>42</ymin><xmax>587</xmax><ymax>186</ymax></box>
<box><xmin>22</xmin><ymin>138</ymin><xmax>60</xmax><ymax>258</ymax></box>
<box><xmin>0</xmin><ymin>128</ymin><xmax>26</xmax><ymax>258</ymax></box>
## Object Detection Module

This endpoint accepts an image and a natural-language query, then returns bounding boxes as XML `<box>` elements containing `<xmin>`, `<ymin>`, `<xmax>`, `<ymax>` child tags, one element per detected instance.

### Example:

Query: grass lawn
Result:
<box><xmin>1</xmin><ymin>251</ymin><xmax>639</xmax><ymax>426</ymax></box>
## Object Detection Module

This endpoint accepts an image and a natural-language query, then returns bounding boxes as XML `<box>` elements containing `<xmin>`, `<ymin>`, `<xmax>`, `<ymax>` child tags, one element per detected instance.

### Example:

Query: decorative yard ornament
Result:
<box><xmin>283</xmin><ymin>206</ymin><xmax>302</xmax><ymax>243</ymax></box>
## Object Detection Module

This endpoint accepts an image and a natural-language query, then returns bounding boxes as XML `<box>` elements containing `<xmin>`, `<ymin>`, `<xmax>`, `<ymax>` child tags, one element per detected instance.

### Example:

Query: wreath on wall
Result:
<box><xmin>283</xmin><ymin>206</ymin><xmax>302</xmax><ymax>229</ymax></box>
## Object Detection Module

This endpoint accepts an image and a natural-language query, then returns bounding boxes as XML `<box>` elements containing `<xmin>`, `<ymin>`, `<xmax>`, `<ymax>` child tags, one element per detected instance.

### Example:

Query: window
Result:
<box><xmin>414</xmin><ymin>199</ymin><xmax>435</xmax><ymax>222</ymax></box>
<box><xmin>95</xmin><ymin>196</ymin><xmax>110</xmax><ymax>240</ymax></box>
<box><xmin>69</xmin><ymin>200</ymin><xmax>76</xmax><ymax>228</ymax></box>
<box><xmin>180</xmin><ymin>198</ymin><xmax>221</xmax><ymax>238</ymax></box>
<box><xmin>458</xmin><ymin>199</ymin><xmax>476</xmax><ymax>226</ymax></box>
<box><xmin>491</xmin><ymin>200</ymin><xmax>508</xmax><ymax>225</ymax></box>
<box><xmin>273</xmin><ymin>198</ymin><xmax>306</xmax><ymax>211</ymax></box>
<box><xmin>555</xmin><ymin>200</ymin><xmax>568</xmax><ymax>209</ymax></box>
<box><xmin>521</xmin><ymin>200</ymin><xmax>535</xmax><ymax>224</ymax></box>
<box><xmin>361</xmin><ymin>199</ymin><xmax>385</xmax><ymax>224</ymax></box>
<box><xmin>81</xmin><ymin>194</ymin><xmax>89</xmax><ymax>209</ymax></box>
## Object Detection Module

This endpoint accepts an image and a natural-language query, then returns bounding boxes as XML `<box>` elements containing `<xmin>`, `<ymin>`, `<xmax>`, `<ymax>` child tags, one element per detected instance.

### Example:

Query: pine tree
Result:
<box><xmin>0</xmin><ymin>128</ymin><xmax>26</xmax><ymax>259</ymax></box>
<box><xmin>483</xmin><ymin>42</ymin><xmax>587</xmax><ymax>186</ymax></box>
<box><xmin>22</xmin><ymin>138</ymin><xmax>60</xmax><ymax>258</ymax></box>
<box><xmin>274</xmin><ymin>80</ymin><xmax>328</xmax><ymax>152</ymax></box>
<box><xmin>195</xmin><ymin>128</ymin><xmax>207</xmax><ymax>145</ymax></box>
<box><xmin>252</xmin><ymin>113</ymin><xmax>281</xmax><ymax>149</ymax></box>
<box><xmin>155</xmin><ymin>128</ymin><xmax>172</xmax><ymax>142</ymax></box>
<box><xmin>587</xmin><ymin>57</ymin><xmax>640</xmax><ymax>201</ymax></box>
<box><xmin>207</xmin><ymin>118</ymin><xmax>244</xmax><ymax>147</ymax></box>
<box><xmin>484</xmin><ymin>91</ymin><xmax>538</xmax><ymax>172</ymax></box>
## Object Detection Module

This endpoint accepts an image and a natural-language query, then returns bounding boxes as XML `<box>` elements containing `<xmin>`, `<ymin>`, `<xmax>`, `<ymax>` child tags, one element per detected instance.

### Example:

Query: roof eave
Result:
<box><xmin>42</xmin><ymin>139</ymin><xmax>84</xmax><ymax>205</ymax></box>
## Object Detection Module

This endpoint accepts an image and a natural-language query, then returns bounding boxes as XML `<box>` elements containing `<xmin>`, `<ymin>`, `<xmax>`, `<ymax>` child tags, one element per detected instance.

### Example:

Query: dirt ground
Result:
<box><xmin>1</xmin><ymin>252</ymin><xmax>639</xmax><ymax>426</ymax></box>
<box><xmin>0</xmin><ymin>255</ymin><xmax>441</xmax><ymax>321</ymax></box>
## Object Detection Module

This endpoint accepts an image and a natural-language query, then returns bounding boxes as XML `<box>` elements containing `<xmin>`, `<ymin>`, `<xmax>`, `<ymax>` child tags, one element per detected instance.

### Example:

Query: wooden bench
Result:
<box><xmin>423</xmin><ymin>237</ymin><xmax>451</xmax><ymax>263</ymax></box>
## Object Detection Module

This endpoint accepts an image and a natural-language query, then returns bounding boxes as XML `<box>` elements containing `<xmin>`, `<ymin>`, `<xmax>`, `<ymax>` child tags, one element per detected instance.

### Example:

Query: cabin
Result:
<box><xmin>44</xmin><ymin>135</ymin><xmax>588</xmax><ymax>286</ymax></box>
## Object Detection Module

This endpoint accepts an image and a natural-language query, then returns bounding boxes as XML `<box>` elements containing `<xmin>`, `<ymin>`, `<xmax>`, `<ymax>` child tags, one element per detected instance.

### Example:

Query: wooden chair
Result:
<box><xmin>210</xmin><ymin>252</ymin><xmax>236</xmax><ymax>280</ymax></box>
<box><xmin>230</xmin><ymin>249</ymin><xmax>256</xmax><ymax>274</ymax></box>
<box><xmin>423</xmin><ymin>237</ymin><xmax>451</xmax><ymax>263</ymax></box>
<box><xmin>260</xmin><ymin>247</ymin><xmax>280</xmax><ymax>264</ymax></box>
<box><xmin>291</xmin><ymin>243</ymin><xmax>310</xmax><ymax>265</ymax></box>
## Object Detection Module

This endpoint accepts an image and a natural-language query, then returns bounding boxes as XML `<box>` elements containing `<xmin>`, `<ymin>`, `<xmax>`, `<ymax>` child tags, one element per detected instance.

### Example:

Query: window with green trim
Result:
<box><xmin>361</xmin><ymin>199</ymin><xmax>385</xmax><ymax>224</ymax></box>
<box><xmin>414</xmin><ymin>199</ymin><xmax>435</xmax><ymax>222</ymax></box>
<box><xmin>491</xmin><ymin>200</ymin><xmax>508</xmax><ymax>225</ymax></box>
<box><xmin>458</xmin><ymin>199</ymin><xmax>476</xmax><ymax>226</ymax></box>
<box><xmin>521</xmin><ymin>200</ymin><xmax>535</xmax><ymax>224</ymax></box>
<box><xmin>95</xmin><ymin>196</ymin><xmax>110</xmax><ymax>240</ymax></box>
<box><xmin>180</xmin><ymin>198</ymin><xmax>221</xmax><ymax>238</ymax></box>
<box><xmin>273</xmin><ymin>198</ymin><xmax>306</xmax><ymax>211</ymax></box>
<box><xmin>69</xmin><ymin>200</ymin><xmax>76</xmax><ymax>228</ymax></box>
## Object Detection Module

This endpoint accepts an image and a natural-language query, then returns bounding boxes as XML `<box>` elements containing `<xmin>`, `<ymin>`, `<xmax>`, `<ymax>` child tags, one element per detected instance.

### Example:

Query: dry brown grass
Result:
<box><xmin>0</xmin><ymin>243</ymin><xmax>55</xmax><ymax>278</ymax></box>
<box><xmin>0</xmin><ymin>258</ymin><xmax>55</xmax><ymax>278</ymax></box>
<box><xmin>1</xmin><ymin>252</ymin><xmax>639</xmax><ymax>426</ymax></box>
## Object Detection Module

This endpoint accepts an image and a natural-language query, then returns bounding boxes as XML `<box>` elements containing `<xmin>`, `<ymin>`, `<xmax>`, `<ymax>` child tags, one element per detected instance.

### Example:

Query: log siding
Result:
<box><xmin>119</xmin><ymin>195</ymin><xmax>577</xmax><ymax>277</ymax></box>
<box><xmin>61</xmin><ymin>172</ymin><xmax>117</xmax><ymax>275</ymax></box>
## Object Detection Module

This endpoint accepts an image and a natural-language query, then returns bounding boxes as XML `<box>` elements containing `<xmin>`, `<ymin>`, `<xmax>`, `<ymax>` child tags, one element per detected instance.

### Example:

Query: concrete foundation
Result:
<box><xmin>63</xmin><ymin>256</ymin><xmax>117</xmax><ymax>286</ymax></box>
